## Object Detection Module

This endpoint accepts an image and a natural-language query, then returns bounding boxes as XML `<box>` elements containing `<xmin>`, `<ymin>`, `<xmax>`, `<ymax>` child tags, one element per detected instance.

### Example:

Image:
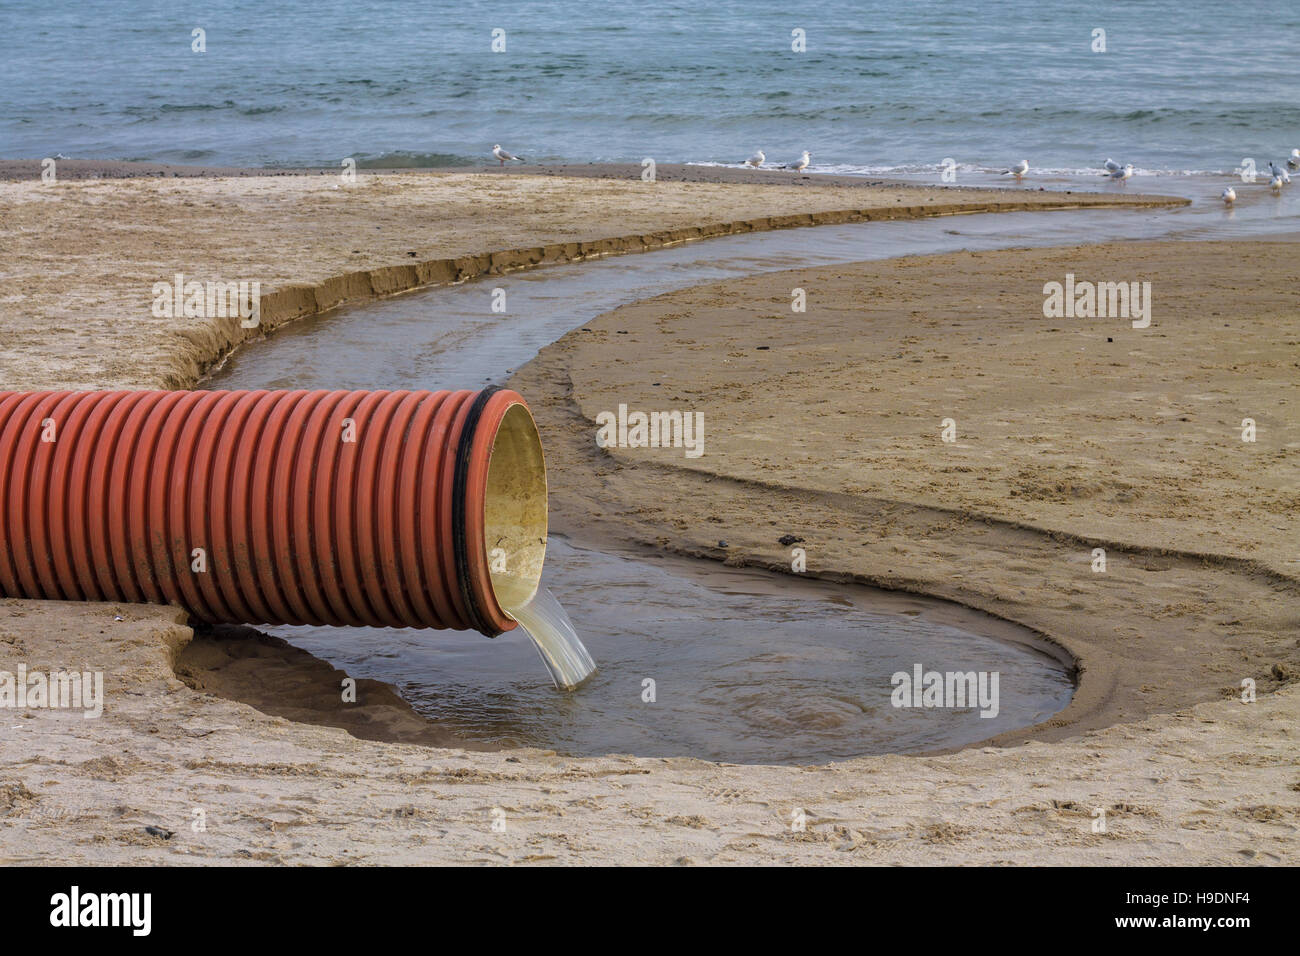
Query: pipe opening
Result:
<box><xmin>482</xmin><ymin>401</ymin><xmax>548</xmax><ymax>621</ymax></box>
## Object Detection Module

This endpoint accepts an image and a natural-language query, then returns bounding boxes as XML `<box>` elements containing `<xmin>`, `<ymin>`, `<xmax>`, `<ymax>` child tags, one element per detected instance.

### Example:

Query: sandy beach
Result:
<box><xmin>0</xmin><ymin>168</ymin><xmax>1296</xmax><ymax>865</ymax></box>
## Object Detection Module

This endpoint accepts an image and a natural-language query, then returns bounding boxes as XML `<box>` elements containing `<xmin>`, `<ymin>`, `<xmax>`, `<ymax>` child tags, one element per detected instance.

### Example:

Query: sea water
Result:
<box><xmin>4</xmin><ymin>0</ymin><xmax>1296</xmax><ymax>178</ymax></box>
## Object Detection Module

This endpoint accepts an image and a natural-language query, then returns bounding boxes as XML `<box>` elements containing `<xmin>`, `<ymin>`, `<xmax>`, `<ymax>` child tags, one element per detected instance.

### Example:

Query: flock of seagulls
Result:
<box><xmin>996</xmin><ymin>151</ymin><xmax>1292</xmax><ymax>205</ymax></box>
<box><xmin>1225</xmin><ymin>155</ymin><xmax>1295</xmax><ymax>202</ymax></box>
<box><xmin>744</xmin><ymin>148</ymin><xmax>811</xmax><ymax>170</ymax></box>
<box><xmin>488</xmin><ymin>143</ymin><xmax>1300</xmax><ymax>201</ymax></box>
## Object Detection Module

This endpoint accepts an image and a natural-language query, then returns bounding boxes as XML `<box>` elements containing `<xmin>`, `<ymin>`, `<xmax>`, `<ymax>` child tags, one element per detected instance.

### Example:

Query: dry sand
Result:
<box><xmin>0</xmin><ymin>171</ymin><xmax>1295</xmax><ymax>865</ymax></box>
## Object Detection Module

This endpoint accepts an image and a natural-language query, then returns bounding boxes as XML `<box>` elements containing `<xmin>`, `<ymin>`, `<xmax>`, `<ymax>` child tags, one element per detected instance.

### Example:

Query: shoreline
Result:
<box><xmin>0</xmin><ymin>157</ymin><xmax>1191</xmax><ymax>191</ymax></box>
<box><xmin>1</xmin><ymin>158</ymin><xmax>918</xmax><ymax>184</ymax></box>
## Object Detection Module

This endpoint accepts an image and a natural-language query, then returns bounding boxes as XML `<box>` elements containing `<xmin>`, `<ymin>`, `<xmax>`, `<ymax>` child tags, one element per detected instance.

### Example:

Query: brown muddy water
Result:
<box><xmin>201</xmin><ymin>204</ymin><xmax>1240</xmax><ymax>762</ymax></box>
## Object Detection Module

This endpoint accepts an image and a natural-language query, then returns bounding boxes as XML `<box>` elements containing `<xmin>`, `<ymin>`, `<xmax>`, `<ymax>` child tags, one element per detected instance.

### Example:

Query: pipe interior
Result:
<box><xmin>483</xmin><ymin>402</ymin><xmax>549</xmax><ymax>616</ymax></box>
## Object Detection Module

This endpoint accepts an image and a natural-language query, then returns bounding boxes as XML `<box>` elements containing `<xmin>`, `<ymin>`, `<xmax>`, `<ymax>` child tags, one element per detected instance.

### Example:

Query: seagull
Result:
<box><xmin>1270</xmin><ymin>174</ymin><xmax>1284</xmax><ymax>194</ymax></box>
<box><xmin>1289</xmin><ymin>148</ymin><xmax>1299</xmax><ymax>169</ymax></box>
<box><xmin>784</xmin><ymin>150</ymin><xmax>811</xmax><ymax>171</ymax></box>
<box><xmin>1268</xmin><ymin>162</ymin><xmax>1290</xmax><ymax>184</ymax></box>
<box><xmin>1103</xmin><ymin>158</ymin><xmax>1121</xmax><ymax>173</ymax></box>
<box><xmin>492</xmin><ymin>144</ymin><xmax>523</xmax><ymax>165</ymax></box>
<box><xmin>745</xmin><ymin>149</ymin><xmax>765</xmax><ymax>168</ymax></box>
<box><xmin>1002</xmin><ymin>159</ymin><xmax>1029</xmax><ymax>177</ymax></box>
<box><xmin>1221</xmin><ymin>186</ymin><xmax>1236</xmax><ymax>204</ymax></box>
<box><xmin>1109</xmin><ymin>163</ymin><xmax>1135</xmax><ymax>183</ymax></box>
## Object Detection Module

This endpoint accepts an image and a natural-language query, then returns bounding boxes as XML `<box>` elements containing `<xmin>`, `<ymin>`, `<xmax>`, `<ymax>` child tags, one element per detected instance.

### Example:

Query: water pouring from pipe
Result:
<box><xmin>505</xmin><ymin>586</ymin><xmax>596</xmax><ymax>690</ymax></box>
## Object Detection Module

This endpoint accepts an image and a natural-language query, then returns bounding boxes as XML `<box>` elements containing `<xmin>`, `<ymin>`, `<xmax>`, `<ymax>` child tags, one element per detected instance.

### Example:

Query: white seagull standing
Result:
<box><xmin>1109</xmin><ymin>163</ymin><xmax>1135</xmax><ymax>183</ymax></box>
<box><xmin>1268</xmin><ymin>162</ymin><xmax>1290</xmax><ymax>184</ymax></box>
<box><xmin>1270</xmin><ymin>174</ymin><xmax>1284</xmax><ymax>194</ymax></box>
<box><xmin>784</xmin><ymin>150</ymin><xmax>811</xmax><ymax>171</ymax></box>
<box><xmin>1103</xmin><ymin>158</ymin><xmax>1121</xmax><ymax>174</ymax></box>
<box><xmin>492</xmin><ymin>144</ymin><xmax>523</xmax><ymax>165</ymax></box>
<box><xmin>1002</xmin><ymin>159</ymin><xmax>1029</xmax><ymax>178</ymax></box>
<box><xmin>745</xmin><ymin>149</ymin><xmax>766</xmax><ymax>168</ymax></box>
<box><xmin>1221</xmin><ymin>186</ymin><xmax>1236</xmax><ymax>204</ymax></box>
<box><xmin>1289</xmin><ymin>148</ymin><xmax>1300</xmax><ymax>169</ymax></box>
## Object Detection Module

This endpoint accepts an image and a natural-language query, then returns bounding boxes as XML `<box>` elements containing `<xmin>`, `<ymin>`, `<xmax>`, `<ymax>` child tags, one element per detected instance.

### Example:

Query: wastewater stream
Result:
<box><xmin>203</xmin><ymin>175</ymin><xmax>1293</xmax><ymax>763</ymax></box>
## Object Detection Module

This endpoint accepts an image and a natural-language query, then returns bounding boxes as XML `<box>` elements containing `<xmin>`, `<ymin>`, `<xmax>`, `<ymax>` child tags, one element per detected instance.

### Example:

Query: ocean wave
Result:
<box><xmin>156</xmin><ymin>101</ymin><xmax>237</xmax><ymax>113</ymax></box>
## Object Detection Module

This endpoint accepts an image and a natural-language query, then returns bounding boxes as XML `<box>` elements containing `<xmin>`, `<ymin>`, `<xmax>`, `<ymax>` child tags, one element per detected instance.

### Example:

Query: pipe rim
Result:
<box><xmin>456</xmin><ymin>390</ymin><xmax>548</xmax><ymax>636</ymax></box>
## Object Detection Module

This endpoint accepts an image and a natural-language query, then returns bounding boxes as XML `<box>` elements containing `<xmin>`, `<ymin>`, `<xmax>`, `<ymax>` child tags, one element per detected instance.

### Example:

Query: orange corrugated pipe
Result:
<box><xmin>0</xmin><ymin>388</ymin><xmax>548</xmax><ymax>637</ymax></box>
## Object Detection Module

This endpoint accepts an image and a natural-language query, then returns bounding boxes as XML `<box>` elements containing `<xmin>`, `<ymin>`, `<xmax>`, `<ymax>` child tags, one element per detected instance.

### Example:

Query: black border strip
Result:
<box><xmin>6</xmin><ymin>865</ymin><xmax>1277</xmax><ymax>937</ymax></box>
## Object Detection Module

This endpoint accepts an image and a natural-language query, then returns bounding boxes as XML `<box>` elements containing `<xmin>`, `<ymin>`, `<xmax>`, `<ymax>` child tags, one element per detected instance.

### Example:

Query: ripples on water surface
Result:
<box><xmin>267</xmin><ymin>539</ymin><xmax>1073</xmax><ymax>764</ymax></box>
<box><xmin>5</xmin><ymin>0</ymin><xmax>1297</xmax><ymax>176</ymax></box>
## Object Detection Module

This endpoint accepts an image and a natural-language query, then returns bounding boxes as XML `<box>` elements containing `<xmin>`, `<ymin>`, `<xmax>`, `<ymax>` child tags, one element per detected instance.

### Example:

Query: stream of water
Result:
<box><xmin>203</xmin><ymin>182</ymin><xmax>1293</xmax><ymax>761</ymax></box>
<box><xmin>504</xmin><ymin>586</ymin><xmax>596</xmax><ymax>692</ymax></box>
<box><xmin>207</xmin><ymin>177</ymin><xmax>1296</xmax><ymax>392</ymax></box>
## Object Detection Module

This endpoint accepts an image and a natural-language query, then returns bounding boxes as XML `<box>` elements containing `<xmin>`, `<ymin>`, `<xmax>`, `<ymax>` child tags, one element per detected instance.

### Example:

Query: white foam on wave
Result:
<box><xmin>687</xmin><ymin>160</ymin><xmax>1233</xmax><ymax>179</ymax></box>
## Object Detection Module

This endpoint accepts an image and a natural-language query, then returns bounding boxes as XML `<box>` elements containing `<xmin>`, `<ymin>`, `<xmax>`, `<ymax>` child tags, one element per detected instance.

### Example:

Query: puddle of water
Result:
<box><xmin>262</xmin><ymin>538</ymin><xmax>1072</xmax><ymax>764</ymax></box>
<box><xmin>504</xmin><ymin>586</ymin><xmax>597</xmax><ymax>691</ymax></box>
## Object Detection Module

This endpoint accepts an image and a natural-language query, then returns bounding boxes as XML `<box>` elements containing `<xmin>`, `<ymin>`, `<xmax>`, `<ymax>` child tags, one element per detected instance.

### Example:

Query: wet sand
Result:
<box><xmin>0</xmin><ymin>171</ymin><xmax>1296</xmax><ymax>864</ymax></box>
